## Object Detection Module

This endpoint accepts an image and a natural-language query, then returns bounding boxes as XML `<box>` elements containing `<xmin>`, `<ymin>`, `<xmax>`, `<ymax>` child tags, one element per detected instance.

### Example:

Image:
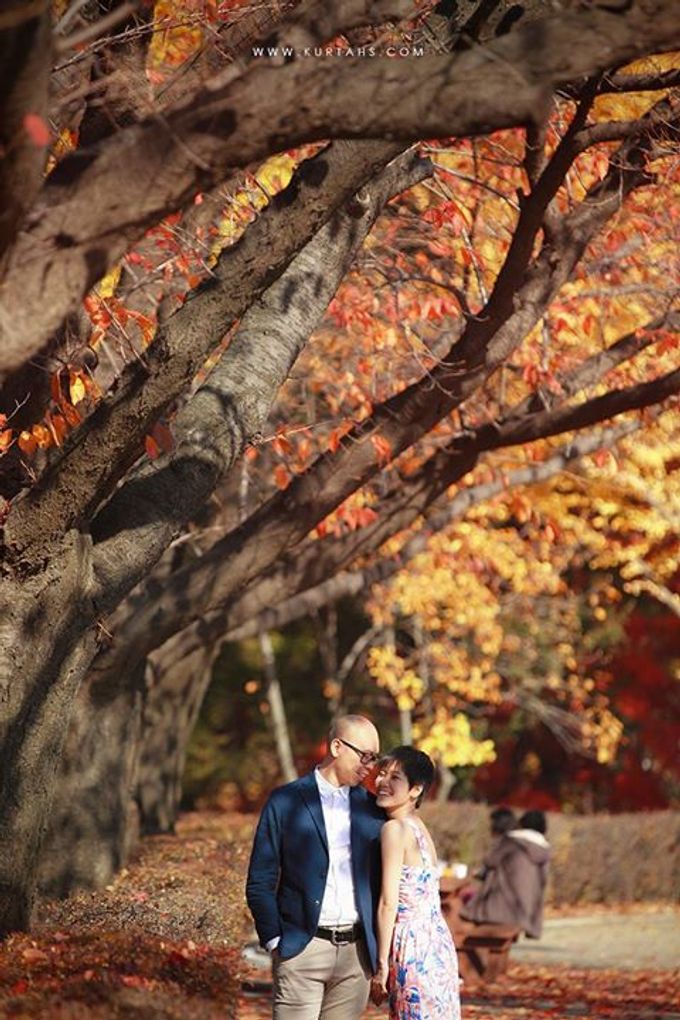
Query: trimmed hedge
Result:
<box><xmin>420</xmin><ymin>801</ymin><xmax>680</xmax><ymax>905</ymax></box>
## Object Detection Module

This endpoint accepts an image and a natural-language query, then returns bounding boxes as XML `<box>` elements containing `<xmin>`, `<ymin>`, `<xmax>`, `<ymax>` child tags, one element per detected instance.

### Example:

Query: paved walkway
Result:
<box><xmin>512</xmin><ymin>909</ymin><xmax>680</xmax><ymax>970</ymax></box>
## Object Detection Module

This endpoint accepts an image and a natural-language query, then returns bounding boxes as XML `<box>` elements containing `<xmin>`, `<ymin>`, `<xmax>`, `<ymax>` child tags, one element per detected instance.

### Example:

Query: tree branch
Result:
<box><xmin>1</xmin><ymin>0</ymin><xmax>678</xmax><ymax>382</ymax></box>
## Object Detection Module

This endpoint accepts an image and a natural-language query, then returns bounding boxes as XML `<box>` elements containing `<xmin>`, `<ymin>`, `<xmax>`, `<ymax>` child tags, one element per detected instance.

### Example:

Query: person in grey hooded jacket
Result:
<box><xmin>460</xmin><ymin>809</ymin><xmax>551</xmax><ymax>938</ymax></box>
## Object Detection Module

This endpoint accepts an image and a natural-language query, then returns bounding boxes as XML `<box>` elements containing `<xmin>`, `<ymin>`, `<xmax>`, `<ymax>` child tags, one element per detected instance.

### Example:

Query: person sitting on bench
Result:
<box><xmin>460</xmin><ymin>809</ymin><xmax>551</xmax><ymax>939</ymax></box>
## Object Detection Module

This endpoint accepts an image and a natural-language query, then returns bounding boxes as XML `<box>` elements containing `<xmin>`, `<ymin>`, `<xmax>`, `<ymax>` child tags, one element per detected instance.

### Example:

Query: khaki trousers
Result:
<box><xmin>272</xmin><ymin>935</ymin><xmax>371</xmax><ymax>1020</ymax></box>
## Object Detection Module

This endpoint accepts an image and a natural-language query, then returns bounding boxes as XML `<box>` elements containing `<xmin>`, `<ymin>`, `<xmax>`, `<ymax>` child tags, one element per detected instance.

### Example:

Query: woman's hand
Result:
<box><xmin>370</xmin><ymin>963</ymin><xmax>388</xmax><ymax>1006</ymax></box>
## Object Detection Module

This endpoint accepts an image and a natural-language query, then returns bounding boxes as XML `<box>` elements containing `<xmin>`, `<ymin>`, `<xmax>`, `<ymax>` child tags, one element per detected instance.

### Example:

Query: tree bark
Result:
<box><xmin>136</xmin><ymin>641</ymin><xmax>218</xmax><ymax>836</ymax></box>
<box><xmin>38</xmin><ymin>659</ymin><xmax>145</xmax><ymax>896</ymax></box>
<box><xmin>0</xmin><ymin>532</ymin><xmax>97</xmax><ymax>934</ymax></box>
<box><xmin>1</xmin><ymin>0</ymin><xmax>677</xmax><ymax>382</ymax></box>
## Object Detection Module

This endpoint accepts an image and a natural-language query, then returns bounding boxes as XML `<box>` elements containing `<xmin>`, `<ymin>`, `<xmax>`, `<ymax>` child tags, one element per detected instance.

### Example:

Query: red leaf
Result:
<box><xmin>273</xmin><ymin>464</ymin><xmax>290</xmax><ymax>489</ymax></box>
<box><xmin>145</xmin><ymin>434</ymin><xmax>161</xmax><ymax>460</ymax></box>
<box><xmin>150</xmin><ymin>421</ymin><xmax>174</xmax><ymax>455</ymax></box>
<box><xmin>23</xmin><ymin>113</ymin><xmax>50</xmax><ymax>147</ymax></box>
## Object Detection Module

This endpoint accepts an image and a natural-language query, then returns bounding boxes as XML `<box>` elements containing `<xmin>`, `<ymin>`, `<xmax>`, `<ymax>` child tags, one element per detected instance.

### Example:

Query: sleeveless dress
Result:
<box><xmin>388</xmin><ymin>817</ymin><xmax>461</xmax><ymax>1020</ymax></box>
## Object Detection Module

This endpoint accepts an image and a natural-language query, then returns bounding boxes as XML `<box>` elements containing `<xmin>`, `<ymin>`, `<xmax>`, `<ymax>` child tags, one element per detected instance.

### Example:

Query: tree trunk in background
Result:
<box><xmin>436</xmin><ymin>767</ymin><xmax>457</xmax><ymax>805</ymax></box>
<box><xmin>259</xmin><ymin>630</ymin><xmax>297</xmax><ymax>783</ymax></box>
<box><xmin>136</xmin><ymin>641</ymin><xmax>218</xmax><ymax>834</ymax></box>
<box><xmin>399</xmin><ymin>708</ymin><xmax>413</xmax><ymax>746</ymax></box>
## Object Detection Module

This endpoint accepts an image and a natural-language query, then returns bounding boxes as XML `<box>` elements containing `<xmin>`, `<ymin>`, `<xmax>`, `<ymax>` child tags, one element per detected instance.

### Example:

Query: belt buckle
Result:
<box><xmin>330</xmin><ymin>926</ymin><xmax>350</xmax><ymax>946</ymax></box>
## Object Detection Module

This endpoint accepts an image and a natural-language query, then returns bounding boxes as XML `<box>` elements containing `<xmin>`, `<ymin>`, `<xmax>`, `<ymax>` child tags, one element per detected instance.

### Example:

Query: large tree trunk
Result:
<box><xmin>39</xmin><ymin>635</ymin><xmax>218</xmax><ymax>896</ymax></box>
<box><xmin>38</xmin><ymin>659</ymin><xmax>146</xmax><ymax>897</ymax></box>
<box><xmin>0</xmin><ymin>532</ymin><xmax>96</xmax><ymax>936</ymax></box>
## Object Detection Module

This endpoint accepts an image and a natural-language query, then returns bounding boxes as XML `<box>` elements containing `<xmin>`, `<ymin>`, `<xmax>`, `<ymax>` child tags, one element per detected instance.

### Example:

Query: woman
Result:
<box><xmin>370</xmin><ymin>746</ymin><xmax>461</xmax><ymax>1019</ymax></box>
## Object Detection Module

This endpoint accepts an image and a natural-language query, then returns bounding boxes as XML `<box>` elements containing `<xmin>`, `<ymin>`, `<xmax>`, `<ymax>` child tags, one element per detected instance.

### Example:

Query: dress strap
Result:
<box><xmin>406</xmin><ymin>817</ymin><xmax>432</xmax><ymax>866</ymax></box>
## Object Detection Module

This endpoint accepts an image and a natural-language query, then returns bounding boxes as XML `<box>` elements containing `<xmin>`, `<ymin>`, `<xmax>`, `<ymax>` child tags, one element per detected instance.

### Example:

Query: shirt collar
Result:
<box><xmin>315</xmin><ymin>768</ymin><xmax>350</xmax><ymax>802</ymax></box>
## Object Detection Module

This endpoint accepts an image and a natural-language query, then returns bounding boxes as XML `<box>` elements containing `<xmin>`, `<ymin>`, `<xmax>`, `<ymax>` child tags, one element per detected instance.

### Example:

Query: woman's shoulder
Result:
<box><xmin>380</xmin><ymin>817</ymin><xmax>409</xmax><ymax>843</ymax></box>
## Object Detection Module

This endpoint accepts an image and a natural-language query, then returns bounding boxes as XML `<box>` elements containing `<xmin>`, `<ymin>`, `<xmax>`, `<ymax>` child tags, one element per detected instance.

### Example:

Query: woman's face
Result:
<box><xmin>375</xmin><ymin>760</ymin><xmax>420</xmax><ymax>811</ymax></box>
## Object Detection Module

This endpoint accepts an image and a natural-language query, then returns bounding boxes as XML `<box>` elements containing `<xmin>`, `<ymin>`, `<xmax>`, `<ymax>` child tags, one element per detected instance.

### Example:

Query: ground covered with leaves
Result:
<box><xmin>1</xmin><ymin>812</ymin><xmax>678</xmax><ymax>1019</ymax></box>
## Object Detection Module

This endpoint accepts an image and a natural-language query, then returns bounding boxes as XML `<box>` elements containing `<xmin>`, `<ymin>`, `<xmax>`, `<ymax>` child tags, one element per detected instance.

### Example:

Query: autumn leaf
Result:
<box><xmin>23</xmin><ymin>113</ymin><xmax>50</xmax><ymax>147</ymax></box>
<box><xmin>18</xmin><ymin>430</ymin><xmax>37</xmax><ymax>456</ymax></box>
<box><xmin>327</xmin><ymin>429</ymin><xmax>342</xmax><ymax>453</ymax></box>
<box><xmin>69</xmin><ymin>372</ymin><xmax>87</xmax><ymax>405</ymax></box>
<box><xmin>62</xmin><ymin>401</ymin><xmax>82</xmax><ymax>427</ymax></box>
<box><xmin>150</xmin><ymin>421</ymin><xmax>175</xmax><ymax>455</ymax></box>
<box><xmin>273</xmin><ymin>464</ymin><xmax>291</xmax><ymax>489</ymax></box>
<box><xmin>370</xmin><ymin>433</ymin><xmax>393</xmax><ymax>465</ymax></box>
<box><xmin>45</xmin><ymin>411</ymin><xmax>67</xmax><ymax>447</ymax></box>
<box><xmin>272</xmin><ymin>432</ymin><xmax>293</xmax><ymax>456</ymax></box>
<box><xmin>21</xmin><ymin>946</ymin><xmax>48</xmax><ymax>963</ymax></box>
<box><xmin>145</xmin><ymin>434</ymin><xmax>161</xmax><ymax>460</ymax></box>
<box><xmin>32</xmin><ymin>423</ymin><xmax>52</xmax><ymax>449</ymax></box>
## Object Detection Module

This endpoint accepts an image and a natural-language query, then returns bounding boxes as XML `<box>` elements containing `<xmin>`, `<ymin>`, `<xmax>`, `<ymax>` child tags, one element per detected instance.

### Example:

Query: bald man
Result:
<box><xmin>246</xmin><ymin>715</ymin><xmax>385</xmax><ymax>1019</ymax></box>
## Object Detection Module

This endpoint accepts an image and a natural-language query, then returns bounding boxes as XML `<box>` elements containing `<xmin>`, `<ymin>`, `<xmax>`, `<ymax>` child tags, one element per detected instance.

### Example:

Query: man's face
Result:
<box><xmin>332</xmin><ymin>725</ymin><xmax>380</xmax><ymax>786</ymax></box>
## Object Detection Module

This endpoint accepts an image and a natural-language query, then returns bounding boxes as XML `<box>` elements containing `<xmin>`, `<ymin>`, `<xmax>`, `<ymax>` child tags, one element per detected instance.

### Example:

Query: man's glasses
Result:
<box><xmin>337</xmin><ymin>737</ymin><xmax>379</xmax><ymax>766</ymax></box>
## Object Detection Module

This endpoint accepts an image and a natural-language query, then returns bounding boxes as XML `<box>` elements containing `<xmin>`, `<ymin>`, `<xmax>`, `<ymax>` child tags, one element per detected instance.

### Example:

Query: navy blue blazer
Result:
<box><xmin>245</xmin><ymin>771</ymin><xmax>385</xmax><ymax>968</ymax></box>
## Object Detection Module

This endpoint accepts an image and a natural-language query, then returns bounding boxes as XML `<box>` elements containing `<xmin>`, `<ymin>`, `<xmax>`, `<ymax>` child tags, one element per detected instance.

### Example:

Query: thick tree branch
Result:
<box><xmin>1</xmin><ymin>0</ymin><xmax>678</xmax><ymax>382</ymax></box>
<box><xmin>86</xmin><ymin>151</ymin><xmax>430</xmax><ymax>603</ymax></box>
<box><xmin>0</xmin><ymin>2</ymin><xmax>52</xmax><ymax>265</ymax></box>
<box><xmin>2</xmin><ymin>139</ymin><xmax>408</xmax><ymax>563</ymax></box>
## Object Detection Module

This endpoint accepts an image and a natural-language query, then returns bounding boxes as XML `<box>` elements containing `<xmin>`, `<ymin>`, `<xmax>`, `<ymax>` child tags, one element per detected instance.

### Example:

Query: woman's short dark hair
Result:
<box><xmin>490</xmin><ymin>806</ymin><xmax>516</xmax><ymax>835</ymax></box>
<box><xmin>379</xmin><ymin>745</ymin><xmax>435</xmax><ymax>808</ymax></box>
<box><xmin>519</xmin><ymin>809</ymin><xmax>547</xmax><ymax>834</ymax></box>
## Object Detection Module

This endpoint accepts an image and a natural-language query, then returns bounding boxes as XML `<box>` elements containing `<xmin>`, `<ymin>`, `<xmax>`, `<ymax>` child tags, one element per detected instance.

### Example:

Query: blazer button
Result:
<box><xmin>315</xmin><ymin>900</ymin><xmax>320</xmax><ymax>905</ymax></box>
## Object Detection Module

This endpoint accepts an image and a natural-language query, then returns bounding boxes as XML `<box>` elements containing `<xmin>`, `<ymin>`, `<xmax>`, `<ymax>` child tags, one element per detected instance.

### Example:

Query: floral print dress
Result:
<box><xmin>388</xmin><ymin>818</ymin><xmax>461</xmax><ymax>1020</ymax></box>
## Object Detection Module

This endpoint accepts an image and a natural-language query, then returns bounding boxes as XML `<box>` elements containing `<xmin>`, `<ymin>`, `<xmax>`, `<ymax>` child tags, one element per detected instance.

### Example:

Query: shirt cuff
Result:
<box><xmin>266</xmin><ymin>937</ymin><xmax>280</xmax><ymax>952</ymax></box>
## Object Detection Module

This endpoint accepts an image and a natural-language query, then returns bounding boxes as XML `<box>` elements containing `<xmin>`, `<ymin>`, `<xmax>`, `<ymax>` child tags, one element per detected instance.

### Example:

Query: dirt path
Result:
<box><xmin>512</xmin><ymin>910</ymin><xmax>680</xmax><ymax>970</ymax></box>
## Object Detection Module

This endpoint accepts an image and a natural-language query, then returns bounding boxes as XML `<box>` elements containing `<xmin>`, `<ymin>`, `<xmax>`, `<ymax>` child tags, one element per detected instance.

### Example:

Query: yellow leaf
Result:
<box><xmin>69</xmin><ymin>373</ymin><xmax>86</xmax><ymax>405</ymax></box>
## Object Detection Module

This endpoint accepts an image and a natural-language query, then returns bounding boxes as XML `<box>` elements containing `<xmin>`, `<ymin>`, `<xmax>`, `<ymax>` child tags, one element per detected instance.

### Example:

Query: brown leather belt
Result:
<box><xmin>315</xmin><ymin>923</ymin><xmax>363</xmax><ymax>946</ymax></box>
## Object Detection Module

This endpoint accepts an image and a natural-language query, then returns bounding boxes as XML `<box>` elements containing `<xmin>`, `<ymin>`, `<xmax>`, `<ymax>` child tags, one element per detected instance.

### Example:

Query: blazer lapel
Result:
<box><xmin>298</xmin><ymin>771</ymin><xmax>328</xmax><ymax>853</ymax></box>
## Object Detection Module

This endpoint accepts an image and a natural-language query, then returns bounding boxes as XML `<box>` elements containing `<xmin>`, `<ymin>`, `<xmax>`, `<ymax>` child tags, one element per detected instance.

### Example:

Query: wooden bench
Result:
<box><xmin>439</xmin><ymin>876</ymin><xmax>519</xmax><ymax>984</ymax></box>
<box><xmin>456</xmin><ymin>923</ymin><xmax>519</xmax><ymax>983</ymax></box>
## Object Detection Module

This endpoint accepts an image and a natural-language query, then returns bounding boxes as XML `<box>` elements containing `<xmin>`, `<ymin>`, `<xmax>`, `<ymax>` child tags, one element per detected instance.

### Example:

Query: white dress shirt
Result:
<box><xmin>315</xmin><ymin>768</ymin><xmax>360</xmax><ymax>927</ymax></box>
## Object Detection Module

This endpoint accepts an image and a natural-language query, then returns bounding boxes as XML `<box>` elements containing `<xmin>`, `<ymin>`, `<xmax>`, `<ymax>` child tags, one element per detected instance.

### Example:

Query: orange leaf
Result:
<box><xmin>23</xmin><ymin>113</ymin><xmax>50</xmax><ymax>147</ymax></box>
<box><xmin>370</xmin><ymin>433</ymin><xmax>392</xmax><ymax>465</ymax></box>
<box><xmin>45</xmin><ymin>412</ymin><xmax>67</xmax><ymax>447</ymax></box>
<box><xmin>272</xmin><ymin>434</ymin><xmax>293</xmax><ymax>456</ymax></box>
<box><xmin>0</xmin><ymin>429</ymin><xmax>12</xmax><ymax>452</ymax></box>
<box><xmin>273</xmin><ymin>464</ymin><xmax>290</xmax><ymax>489</ymax></box>
<box><xmin>145</xmin><ymin>434</ymin><xmax>161</xmax><ymax>460</ymax></box>
<box><xmin>62</xmin><ymin>401</ymin><xmax>82</xmax><ymax>427</ymax></box>
<box><xmin>328</xmin><ymin>428</ymin><xmax>343</xmax><ymax>453</ymax></box>
<box><xmin>32</xmin><ymin>423</ymin><xmax>52</xmax><ymax>449</ymax></box>
<box><xmin>18</xmin><ymin>430</ymin><xmax>37</xmax><ymax>456</ymax></box>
